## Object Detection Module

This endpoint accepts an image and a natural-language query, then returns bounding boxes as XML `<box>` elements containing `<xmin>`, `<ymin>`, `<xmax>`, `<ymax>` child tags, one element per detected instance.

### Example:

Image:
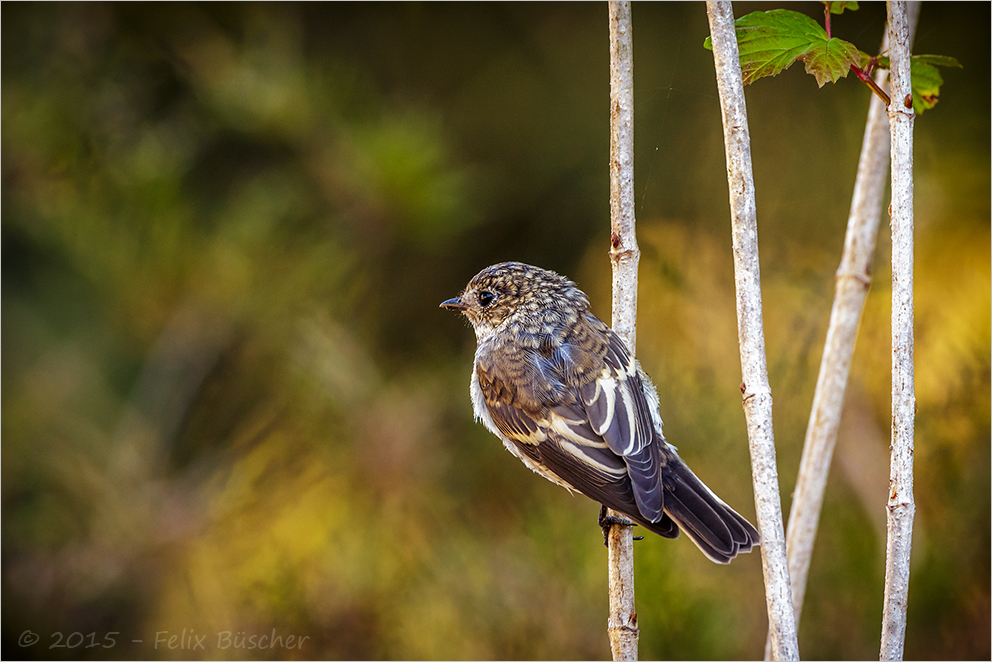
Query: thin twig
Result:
<box><xmin>880</xmin><ymin>2</ymin><xmax>917</xmax><ymax>659</ymax></box>
<box><xmin>705</xmin><ymin>2</ymin><xmax>799</xmax><ymax>660</ymax></box>
<box><xmin>606</xmin><ymin>2</ymin><xmax>639</xmax><ymax>660</ymax></box>
<box><xmin>851</xmin><ymin>64</ymin><xmax>892</xmax><ymax>108</ymax></box>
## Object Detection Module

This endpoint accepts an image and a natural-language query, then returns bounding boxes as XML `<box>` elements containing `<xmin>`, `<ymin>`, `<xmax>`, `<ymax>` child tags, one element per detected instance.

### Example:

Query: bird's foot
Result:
<box><xmin>598</xmin><ymin>505</ymin><xmax>642</xmax><ymax>546</ymax></box>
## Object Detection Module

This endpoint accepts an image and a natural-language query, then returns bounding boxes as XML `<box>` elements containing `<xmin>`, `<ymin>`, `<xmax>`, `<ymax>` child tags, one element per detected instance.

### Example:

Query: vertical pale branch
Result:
<box><xmin>880</xmin><ymin>2</ymin><xmax>917</xmax><ymax>659</ymax></box>
<box><xmin>778</xmin><ymin>4</ymin><xmax>922</xmax><ymax>651</ymax></box>
<box><xmin>705</xmin><ymin>2</ymin><xmax>799</xmax><ymax>660</ymax></box>
<box><xmin>607</xmin><ymin>2</ymin><xmax>639</xmax><ymax>660</ymax></box>
<box><xmin>609</xmin><ymin>0</ymin><xmax>640</xmax><ymax>350</ymax></box>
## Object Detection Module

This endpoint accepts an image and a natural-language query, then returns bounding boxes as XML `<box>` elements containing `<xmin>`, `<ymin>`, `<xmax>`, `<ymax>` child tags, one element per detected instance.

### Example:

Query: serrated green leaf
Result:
<box><xmin>703</xmin><ymin>10</ymin><xmax>860</xmax><ymax>86</ymax></box>
<box><xmin>823</xmin><ymin>1</ymin><xmax>859</xmax><ymax>15</ymax></box>
<box><xmin>802</xmin><ymin>37</ymin><xmax>861</xmax><ymax>86</ymax></box>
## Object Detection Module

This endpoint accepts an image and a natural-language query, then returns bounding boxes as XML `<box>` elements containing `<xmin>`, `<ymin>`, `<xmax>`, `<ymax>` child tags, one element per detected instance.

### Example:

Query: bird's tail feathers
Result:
<box><xmin>660</xmin><ymin>458</ymin><xmax>760</xmax><ymax>564</ymax></box>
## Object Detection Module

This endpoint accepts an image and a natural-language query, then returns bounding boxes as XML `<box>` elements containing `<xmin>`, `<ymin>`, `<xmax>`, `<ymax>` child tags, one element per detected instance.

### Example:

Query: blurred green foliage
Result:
<box><xmin>2</xmin><ymin>2</ymin><xmax>988</xmax><ymax>660</ymax></box>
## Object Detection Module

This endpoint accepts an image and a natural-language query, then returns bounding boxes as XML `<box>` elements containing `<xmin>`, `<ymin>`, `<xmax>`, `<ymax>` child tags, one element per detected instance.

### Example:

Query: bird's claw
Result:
<box><xmin>598</xmin><ymin>505</ymin><xmax>639</xmax><ymax>546</ymax></box>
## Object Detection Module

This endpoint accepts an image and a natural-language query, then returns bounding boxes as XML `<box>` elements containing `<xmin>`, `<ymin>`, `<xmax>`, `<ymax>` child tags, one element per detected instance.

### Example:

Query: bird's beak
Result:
<box><xmin>440</xmin><ymin>296</ymin><xmax>468</xmax><ymax>311</ymax></box>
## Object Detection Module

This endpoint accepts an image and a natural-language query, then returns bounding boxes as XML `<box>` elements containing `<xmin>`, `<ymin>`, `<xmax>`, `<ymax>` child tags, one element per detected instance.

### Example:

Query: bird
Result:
<box><xmin>440</xmin><ymin>261</ymin><xmax>759</xmax><ymax>563</ymax></box>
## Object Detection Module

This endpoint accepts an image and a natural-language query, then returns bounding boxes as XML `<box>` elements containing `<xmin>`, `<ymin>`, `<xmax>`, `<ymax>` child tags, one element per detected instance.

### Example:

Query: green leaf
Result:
<box><xmin>802</xmin><ymin>35</ymin><xmax>861</xmax><ymax>86</ymax></box>
<box><xmin>823</xmin><ymin>1</ymin><xmax>859</xmax><ymax>15</ymax></box>
<box><xmin>872</xmin><ymin>54</ymin><xmax>961</xmax><ymax>114</ymax></box>
<box><xmin>911</xmin><ymin>54</ymin><xmax>963</xmax><ymax>69</ymax></box>
<box><xmin>704</xmin><ymin>9</ymin><xmax>860</xmax><ymax>87</ymax></box>
<box><xmin>911</xmin><ymin>56</ymin><xmax>962</xmax><ymax>112</ymax></box>
<box><xmin>910</xmin><ymin>61</ymin><xmax>944</xmax><ymax>113</ymax></box>
<box><xmin>874</xmin><ymin>54</ymin><xmax>963</xmax><ymax>70</ymax></box>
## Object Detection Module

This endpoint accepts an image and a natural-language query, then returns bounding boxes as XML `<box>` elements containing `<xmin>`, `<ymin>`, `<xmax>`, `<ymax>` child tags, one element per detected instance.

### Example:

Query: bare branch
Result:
<box><xmin>779</xmin><ymin>3</ymin><xmax>921</xmax><ymax>649</ymax></box>
<box><xmin>607</xmin><ymin>2</ymin><xmax>639</xmax><ymax>660</ymax></box>
<box><xmin>880</xmin><ymin>2</ymin><xmax>917</xmax><ymax>659</ymax></box>
<box><xmin>609</xmin><ymin>1</ymin><xmax>640</xmax><ymax>352</ymax></box>
<box><xmin>705</xmin><ymin>3</ymin><xmax>799</xmax><ymax>660</ymax></box>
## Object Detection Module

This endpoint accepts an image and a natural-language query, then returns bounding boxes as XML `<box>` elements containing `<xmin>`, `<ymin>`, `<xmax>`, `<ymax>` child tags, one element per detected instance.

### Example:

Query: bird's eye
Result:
<box><xmin>477</xmin><ymin>290</ymin><xmax>496</xmax><ymax>307</ymax></box>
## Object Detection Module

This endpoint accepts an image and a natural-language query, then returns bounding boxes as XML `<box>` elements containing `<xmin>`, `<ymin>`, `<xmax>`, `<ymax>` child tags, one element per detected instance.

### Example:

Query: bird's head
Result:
<box><xmin>440</xmin><ymin>262</ymin><xmax>588</xmax><ymax>343</ymax></box>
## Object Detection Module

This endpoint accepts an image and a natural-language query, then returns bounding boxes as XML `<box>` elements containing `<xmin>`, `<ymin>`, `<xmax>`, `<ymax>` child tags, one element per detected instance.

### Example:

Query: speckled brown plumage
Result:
<box><xmin>442</xmin><ymin>262</ymin><xmax>759</xmax><ymax>563</ymax></box>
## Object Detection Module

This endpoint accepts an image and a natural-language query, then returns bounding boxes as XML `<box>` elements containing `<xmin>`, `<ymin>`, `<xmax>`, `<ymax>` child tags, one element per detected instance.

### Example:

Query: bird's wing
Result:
<box><xmin>554</xmin><ymin>331</ymin><xmax>760</xmax><ymax>561</ymax></box>
<box><xmin>477</xmin><ymin>325</ymin><xmax>667</xmax><ymax>525</ymax></box>
<box><xmin>479</xmin><ymin>378</ymin><xmax>679</xmax><ymax>538</ymax></box>
<box><xmin>569</xmin><ymin>326</ymin><xmax>666</xmax><ymax>522</ymax></box>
